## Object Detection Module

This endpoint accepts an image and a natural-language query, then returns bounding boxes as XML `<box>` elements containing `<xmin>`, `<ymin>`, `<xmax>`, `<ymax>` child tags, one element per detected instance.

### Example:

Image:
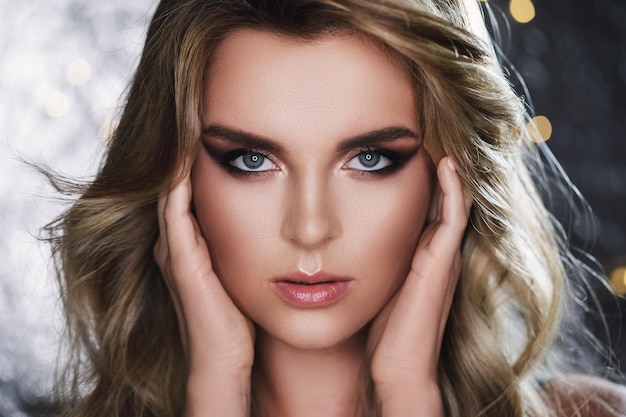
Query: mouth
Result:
<box><xmin>281</xmin><ymin>279</ymin><xmax>347</xmax><ymax>285</ymax></box>
<box><xmin>273</xmin><ymin>271</ymin><xmax>352</xmax><ymax>285</ymax></box>
<box><xmin>271</xmin><ymin>272</ymin><xmax>353</xmax><ymax>307</ymax></box>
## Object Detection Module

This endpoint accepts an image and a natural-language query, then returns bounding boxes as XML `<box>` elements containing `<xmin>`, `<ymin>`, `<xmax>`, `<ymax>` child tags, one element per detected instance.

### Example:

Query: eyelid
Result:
<box><xmin>225</xmin><ymin>148</ymin><xmax>279</xmax><ymax>174</ymax></box>
<box><xmin>344</xmin><ymin>146</ymin><xmax>395</xmax><ymax>164</ymax></box>
<box><xmin>342</xmin><ymin>146</ymin><xmax>417</xmax><ymax>176</ymax></box>
<box><xmin>346</xmin><ymin>146</ymin><xmax>377</xmax><ymax>157</ymax></box>
<box><xmin>344</xmin><ymin>148</ymin><xmax>392</xmax><ymax>171</ymax></box>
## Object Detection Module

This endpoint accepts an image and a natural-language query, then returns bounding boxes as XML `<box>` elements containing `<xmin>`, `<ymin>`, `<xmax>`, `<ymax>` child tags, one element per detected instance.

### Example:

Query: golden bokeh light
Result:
<box><xmin>510</xmin><ymin>0</ymin><xmax>536</xmax><ymax>24</ymax></box>
<box><xmin>45</xmin><ymin>92</ymin><xmax>70</xmax><ymax>118</ymax></box>
<box><xmin>609</xmin><ymin>267</ymin><xmax>626</xmax><ymax>295</ymax></box>
<box><xmin>526</xmin><ymin>115</ymin><xmax>552</xmax><ymax>143</ymax></box>
<box><xmin>67</xmin><ymin>58</ymin><xmax>92</xmax><ymax>86</ymax></box>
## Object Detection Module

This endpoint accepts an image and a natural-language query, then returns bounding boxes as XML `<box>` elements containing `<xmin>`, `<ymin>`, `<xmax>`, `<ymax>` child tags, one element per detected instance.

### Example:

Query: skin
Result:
<box><xmin>194</xmin><ymin>31</ymin><xmax>431</xmax><ymax>351</ymax></box>
<box><xmin>155</xmin><ymin>30</ymin><xmax>472</xmax><ymax>417</ymax></box>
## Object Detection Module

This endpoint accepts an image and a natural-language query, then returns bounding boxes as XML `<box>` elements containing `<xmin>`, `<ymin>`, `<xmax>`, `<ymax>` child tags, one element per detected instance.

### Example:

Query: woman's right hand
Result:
<box><xmin>154</xmin><ymin>175</ymin><xmax>255</xmax><ymax>416</ymax></box>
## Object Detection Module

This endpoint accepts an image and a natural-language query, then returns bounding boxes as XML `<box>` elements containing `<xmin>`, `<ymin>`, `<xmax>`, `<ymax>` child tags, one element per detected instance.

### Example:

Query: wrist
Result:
<box><xmin>185</xmin><ymin>367</ymin><xmax>252</xmax><ymax>417</ymax></box>
<box><xmin>375</xmin><ymin>380</ymin><xmax>444</xmax><ymax>417</ymax></box>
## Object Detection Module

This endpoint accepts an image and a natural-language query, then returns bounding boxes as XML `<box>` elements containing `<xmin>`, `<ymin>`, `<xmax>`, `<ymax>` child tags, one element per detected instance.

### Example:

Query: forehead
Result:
<box><xmin>203</xmin><ymin>29</ymin><xmax>417</xmax><ymax>143</ymax></box>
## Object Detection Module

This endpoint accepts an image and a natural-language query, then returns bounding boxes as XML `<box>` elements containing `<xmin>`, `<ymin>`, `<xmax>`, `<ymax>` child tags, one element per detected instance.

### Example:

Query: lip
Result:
<box><xmin>271</xmin><ymin>272</ymin><xmax>353</xmax><ymax>308</ymax></box>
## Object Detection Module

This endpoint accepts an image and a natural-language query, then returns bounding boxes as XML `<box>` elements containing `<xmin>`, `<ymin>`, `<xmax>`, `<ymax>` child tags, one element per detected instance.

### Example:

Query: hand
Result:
<box><xmin>154</xmin><ymin>176</ymin><xmax>254</xmax><ymax>416</ymax></box>
<box><xmin>367</xmin><ymin>157</ymin><xmax>472</xmax><ymax>417</ymax></box>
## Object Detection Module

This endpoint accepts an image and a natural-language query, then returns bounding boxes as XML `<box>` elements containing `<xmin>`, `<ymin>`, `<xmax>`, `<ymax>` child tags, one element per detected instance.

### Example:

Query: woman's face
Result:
<box><xmin>192</xmin><ymin>30</ymin><xmax>434</xmax><ymax>349</ymax></box>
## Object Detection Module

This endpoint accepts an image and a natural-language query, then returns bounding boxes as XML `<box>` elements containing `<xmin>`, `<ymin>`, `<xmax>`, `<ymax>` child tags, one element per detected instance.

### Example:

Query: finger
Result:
<box><xmin>411</xmin><ymin>157</ymin><xmax>469</xmax><ymax>296</ymax></box>
<box><xmin>388</xmin><ymin>158</ymin><xmax>470</xmax><ymax>343</ymax></box>
<box><xmin>154</xmin><ymin>187</ymin><xmax>189</xmax><ymax>353</ymax></box>
<box><xmin>418</xmin><ymin>157</ymin><xmax>470</xmax><ymax>253</ymax></box>
<box><xmin>427</xmin><ymin>181</ymin><xmax>442</xmax><ymax>224</ymax></box>
<box><xmin>414</xmin><ymin>158</ymin><xmax>469</xmax><ymax>324</ymax></box>
<box><xmin>161</xmin><ymin>176</ymin><xmax>216</xmax><ymax>303</ymax></box>
<box><xmin>161</xmin><ymin>178</ymin><xmax>239</xmax><ymax>327</ymax></box>
<box><xmin>162</xmin><ymin>176</ymin><xmax>203</xmax><ymax>262</ymax></box>
<box><xmin>154</xmin><ymin>190</ymin><xmax>169</xmax><ymax>267</ymax></box>
<box><xmin>168</xmin><ymin>283</ymin><xmax>189</xmax><ymax>357</ymax></box>
<box><xmin>435</xmin><ymin>250</ymin><xmax>462</xmax><ymax>343</ymax></box>
<box><xmin>434</xmin><ymin>157</ymin><xmax>471</xmax><ymax>237</ymax></box>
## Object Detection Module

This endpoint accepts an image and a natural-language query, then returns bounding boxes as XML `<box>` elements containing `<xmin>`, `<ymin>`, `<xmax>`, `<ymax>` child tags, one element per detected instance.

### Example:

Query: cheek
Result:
<box><xmin>190</xmin><ymin>161</ymin><xmax>283</xmax><ymax>281</ymax></box>
<box><xmin>338</xmin><ymin>164</ymin><xmax>434</xmax><ymax>289</ymax></box>
<box><xmin>354</xmin><ymin>201</ymin><xmax>426</xmax><ymax>274</ymax></box>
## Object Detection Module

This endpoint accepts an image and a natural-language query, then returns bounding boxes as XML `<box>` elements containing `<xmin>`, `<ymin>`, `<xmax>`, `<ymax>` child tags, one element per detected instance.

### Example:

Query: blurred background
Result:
<box><xmin>485</xmin><ymin>0</ymin><xmax>626</xmax><ymax>376</ymax></box>
<box><xmin>0</xmin><ymin>0</ymin><xmax>624</xmax><ymax>415</ymax></box>
<box><xmin>0</xmin><ymin>1</ymin><xmax>155</xmax><ymax>415</ymax></box>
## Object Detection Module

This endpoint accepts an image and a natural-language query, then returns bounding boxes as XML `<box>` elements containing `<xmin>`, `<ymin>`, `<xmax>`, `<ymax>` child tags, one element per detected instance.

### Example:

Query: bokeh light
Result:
<box><xmin>67</xmin><ymin>58</ymin><xmax>92</xmax><ymax>86</ymax></box>
<box><xmin>45</xmin><ymin>92</ymin><xmax>70</xmax><ymax>118</ymax></box>
<box><xmin>99</xmin><ymin>118</ymin><xmax>119</xmax><ymax>142</ymax></box>
<box><xmin>509</xmin><ymin>0</ymin><xmax>536</xmax><ymax>24</ymax></box>
<box><xmin>526</xmin><ymin>115</ymin><xmax>552</xmax><ymax>143</ymax></box>
<box><xmin>610</xmin><ymin>267</ymin><xmax>626</xmax><ymax>295</ymax></box>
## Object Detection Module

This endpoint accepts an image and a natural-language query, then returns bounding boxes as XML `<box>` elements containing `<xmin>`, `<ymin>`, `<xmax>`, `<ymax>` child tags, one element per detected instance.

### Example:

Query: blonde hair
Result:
<box><xmin>44</xmin><ymin>0</ymin><xmax>601</xmax><ymax>416</ymax></box>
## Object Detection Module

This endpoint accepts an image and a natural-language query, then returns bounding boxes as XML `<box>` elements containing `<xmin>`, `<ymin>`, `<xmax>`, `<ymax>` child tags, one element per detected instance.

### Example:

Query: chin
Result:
<box><xmin>256</xmin><ymin>309</ymin><xmax>369</xmax><ymax>351</ymax></box>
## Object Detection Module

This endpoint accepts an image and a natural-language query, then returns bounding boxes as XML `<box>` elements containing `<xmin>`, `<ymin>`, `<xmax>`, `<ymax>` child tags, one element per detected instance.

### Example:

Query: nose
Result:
<box><xmin>281</xmin><ymin>172</ymin><xmax>341</xmax><ymax>249</ymax></box>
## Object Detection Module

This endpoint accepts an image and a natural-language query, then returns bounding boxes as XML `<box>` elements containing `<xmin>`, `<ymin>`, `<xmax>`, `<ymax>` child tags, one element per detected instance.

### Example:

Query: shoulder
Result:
<box><xmin>542</xmin><ymin>374</ymin><xmax>626</xmax><ymax>417</ymax></box>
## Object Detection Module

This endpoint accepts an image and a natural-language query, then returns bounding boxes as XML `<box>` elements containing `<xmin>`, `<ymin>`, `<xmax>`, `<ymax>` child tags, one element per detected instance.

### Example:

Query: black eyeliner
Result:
<box><xmin>201</xmin><ymin>140</ymin><xmax>274</xmax><ymax>176</ymax></box>
<box><xmin>351</xmin><ymin>146</ymin><xmax>420</xmax><ymax>176</ymax></box>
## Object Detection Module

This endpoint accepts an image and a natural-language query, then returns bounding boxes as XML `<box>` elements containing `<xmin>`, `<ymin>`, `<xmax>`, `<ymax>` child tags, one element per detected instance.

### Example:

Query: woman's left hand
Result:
<box><xmin>367</xmin><ymin>157</ymin><xmax>472</xmax><ymax>417</ymax></box>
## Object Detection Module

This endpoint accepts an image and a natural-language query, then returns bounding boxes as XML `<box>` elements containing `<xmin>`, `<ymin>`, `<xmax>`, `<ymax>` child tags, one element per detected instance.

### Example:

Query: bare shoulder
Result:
<box><xmin>543</xmin><ymin>374</ymin><xmax>626</xmax><ymax>417</ymax></box>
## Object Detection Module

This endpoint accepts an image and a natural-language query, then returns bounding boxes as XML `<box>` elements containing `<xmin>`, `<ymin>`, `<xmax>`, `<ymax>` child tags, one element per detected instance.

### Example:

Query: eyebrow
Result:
<box><xmin>336</xmin><ymin>126</ymin><xmax>420</xmax><ymax>152</ymax></box>
<box><xmin>202</xmin><ymin>124</ymin><xmax>284</xmax><ymax>152</ymax></box>
<box><xmin>201</xmin><ymin>124</ymin><xmax>420</xmax><ymax>152</ymax></box>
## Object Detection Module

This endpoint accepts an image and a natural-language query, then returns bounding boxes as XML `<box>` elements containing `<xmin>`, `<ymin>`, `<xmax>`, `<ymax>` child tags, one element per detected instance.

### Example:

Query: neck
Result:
<box><xmin>253</xmin><ymin>329</ymin><xmax>368</xmax><ymax>417</ymax></box>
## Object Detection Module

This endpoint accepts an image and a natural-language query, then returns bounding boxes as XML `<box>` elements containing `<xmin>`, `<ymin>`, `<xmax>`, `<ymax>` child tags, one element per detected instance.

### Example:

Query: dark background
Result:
<box><xmin>489</xmin><ymin>0</ymin><xmax>626</xmax><ymax>374</ymax></box>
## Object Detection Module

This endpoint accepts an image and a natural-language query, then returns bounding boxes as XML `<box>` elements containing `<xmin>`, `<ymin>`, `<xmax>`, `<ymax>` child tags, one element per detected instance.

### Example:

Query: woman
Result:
<box><xmin>45</xmin><ymin>0</ymin><xmax>625</xmax><ymax>416</ymax></box>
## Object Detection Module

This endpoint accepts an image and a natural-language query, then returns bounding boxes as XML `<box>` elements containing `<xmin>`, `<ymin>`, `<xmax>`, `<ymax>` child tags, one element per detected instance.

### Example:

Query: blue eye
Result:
<box><xmin>230</xmin><ymin>152</ymin><xmax>276</xmax><ymax>172</ymax></box>
<box><xmin>346</xmin><ymin>150</ymin><xmax>393</xmax><ymax>171</ymax></box>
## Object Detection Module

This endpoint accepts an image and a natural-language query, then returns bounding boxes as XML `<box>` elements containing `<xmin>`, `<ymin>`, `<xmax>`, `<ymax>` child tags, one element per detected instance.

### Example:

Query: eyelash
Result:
<box><xmin>344</xmin><ymin>148</ymin><xmax>408</xmax><ymax>175</ymax></box>
<box><xmin>211</xmin><ymin>147</ymin><xmax>414</xmax><ymax>177</ymax></box>
<box><xmin>218</xmin><ymin>149</ymin><xmax>277</xmax><ymax>176</ymax></box>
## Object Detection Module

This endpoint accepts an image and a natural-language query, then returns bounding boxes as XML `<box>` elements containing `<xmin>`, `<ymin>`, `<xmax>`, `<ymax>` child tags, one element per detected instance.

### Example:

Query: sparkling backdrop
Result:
<box><xmin>0</xmin><ymin>1</ymin><xmax>154</xmax><ymax>414</ymax></box>
<box><xmin>1</xmin><ymin>0</ymin><xmax>624</xmax><ymax>415</ymax></box>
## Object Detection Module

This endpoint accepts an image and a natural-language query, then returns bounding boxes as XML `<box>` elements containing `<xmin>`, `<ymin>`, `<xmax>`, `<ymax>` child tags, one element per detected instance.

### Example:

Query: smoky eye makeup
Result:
<box><xmin>200</xmin><ymin>129</ymin><xmax>421</xmax><ymax>178</ymax></box>
<box><xmin>201</xmin><ymin>140</ymin><xmax>279</xmax><ymax>176</ymax></box>
<box><xmin>343</xmin><ymin>146</ymin><xmax>420</xmax><ymax>176</ymax></box>
<box><xmin>205</xmin><ymin>146</ymin><xmax>278</xmax><ymax>175</ymax></box>
<box><xmin>224</xmin><ymin>149</ymin><xmax>277</xmax><ymax>173</ymax></box>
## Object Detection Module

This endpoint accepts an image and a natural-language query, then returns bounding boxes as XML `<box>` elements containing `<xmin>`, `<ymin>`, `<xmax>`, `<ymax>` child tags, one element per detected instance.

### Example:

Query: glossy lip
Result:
<box><xmin>271</xmin><ymin>272</ymin><xmax>354</xmax><ymax>308</ymax></box>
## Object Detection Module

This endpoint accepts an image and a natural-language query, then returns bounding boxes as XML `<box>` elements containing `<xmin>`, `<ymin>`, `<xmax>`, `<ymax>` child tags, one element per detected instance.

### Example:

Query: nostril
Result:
<box><xmin>281</xmin><ymin>203</ymin><xmax>341</xmax><ymax>249</ymax></box>
<box><xmin>280</xmin><ymin>177</ymin><xmax>342</xmax><ymax>249</ymax></box>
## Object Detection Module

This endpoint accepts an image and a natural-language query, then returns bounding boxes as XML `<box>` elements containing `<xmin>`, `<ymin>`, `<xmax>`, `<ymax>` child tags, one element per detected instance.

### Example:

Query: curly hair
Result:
<box><xmin>43</xmin><ymin>0</ymin><xmax>603</xmax><ymax>416</ymax></box>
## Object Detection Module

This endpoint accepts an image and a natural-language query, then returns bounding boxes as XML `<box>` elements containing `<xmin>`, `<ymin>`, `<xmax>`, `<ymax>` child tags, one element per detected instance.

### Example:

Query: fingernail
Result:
<box><xmin>447</xmin><ymin>158</ymin><xmax>456</xmax><ymax>172</ymax></box>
